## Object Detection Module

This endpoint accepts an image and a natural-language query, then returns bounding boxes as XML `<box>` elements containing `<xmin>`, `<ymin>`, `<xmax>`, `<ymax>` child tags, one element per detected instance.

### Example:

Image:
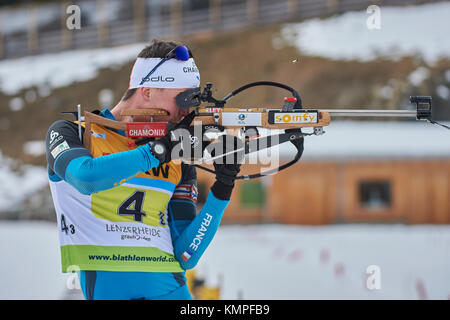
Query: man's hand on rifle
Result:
<box><xmin>208</xmin><ymin>135</ymin><xmax>243</xmax><ymax>200</ymax></box>
<box><xmin>148</xmin><ymin>111</ymin><xmax>196</xmax><ymax>164</ymax></box>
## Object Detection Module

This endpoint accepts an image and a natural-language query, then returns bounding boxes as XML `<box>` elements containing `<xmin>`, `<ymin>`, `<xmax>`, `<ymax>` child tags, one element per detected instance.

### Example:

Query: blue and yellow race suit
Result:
<box><xmin>45</xmin><ymin>109</ymin><xmax>229</xmax><ymax>300</ymax></box>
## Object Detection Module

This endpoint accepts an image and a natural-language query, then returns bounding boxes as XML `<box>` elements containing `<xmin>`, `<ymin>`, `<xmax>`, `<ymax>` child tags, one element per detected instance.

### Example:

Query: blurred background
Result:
<box><xmin>0</xmin><ymin>0</ymin><xmax>449</xmax><ymax>300</ymax></box>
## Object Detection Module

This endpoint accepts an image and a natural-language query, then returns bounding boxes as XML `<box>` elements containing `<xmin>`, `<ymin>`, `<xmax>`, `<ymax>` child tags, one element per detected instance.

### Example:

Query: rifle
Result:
<box><xmin>80</xmin><ymin>81</ymin><xmax>448</xmax><ymax>180</ymax></box>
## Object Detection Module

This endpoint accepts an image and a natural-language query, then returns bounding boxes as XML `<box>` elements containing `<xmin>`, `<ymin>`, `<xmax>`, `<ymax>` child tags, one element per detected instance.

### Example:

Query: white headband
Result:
<box><xmin>129</xmin><ymin>57</ymin><xmax>200</xmax><ymax>89</ymax></box>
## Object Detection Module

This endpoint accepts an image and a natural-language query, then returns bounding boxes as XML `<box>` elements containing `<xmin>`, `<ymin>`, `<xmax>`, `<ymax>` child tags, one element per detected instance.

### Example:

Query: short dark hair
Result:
<box><xmin>121</xmin><ymin>39</ymin><xmax>193</xmax><ymax>101</ymax></box>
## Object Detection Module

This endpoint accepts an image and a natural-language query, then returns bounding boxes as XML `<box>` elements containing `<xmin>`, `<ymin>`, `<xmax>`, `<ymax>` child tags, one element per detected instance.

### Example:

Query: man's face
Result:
<box><xmin>134</xmin><ymin>88</ymin><xmax>191</xmax><ymax>123</ymax></box>
<box><xmin>157</xmin><ymin>88</ymin><xmax>191</xmax><ymax>123</ymax></box>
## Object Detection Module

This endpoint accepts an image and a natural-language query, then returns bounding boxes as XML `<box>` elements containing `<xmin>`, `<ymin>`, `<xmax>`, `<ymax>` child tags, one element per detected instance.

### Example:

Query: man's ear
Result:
<box><xmin>139</xmin><ymin>87</ymin><xmax>152</xmax><ymax>101</ymax></box>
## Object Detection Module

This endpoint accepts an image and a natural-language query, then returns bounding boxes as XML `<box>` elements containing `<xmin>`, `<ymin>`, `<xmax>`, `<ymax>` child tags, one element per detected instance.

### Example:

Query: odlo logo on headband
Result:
<box><xmin>149</xmin><ymin>76</ymin><xmax>175</xmax><ymax>83</ymax></box>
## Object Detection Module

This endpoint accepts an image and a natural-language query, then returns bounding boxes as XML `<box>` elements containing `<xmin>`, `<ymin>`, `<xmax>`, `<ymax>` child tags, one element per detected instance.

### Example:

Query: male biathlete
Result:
<box><xmin>45</xmin><ymin>39</ymin><xmax>240</xmax><ymax>300</ymax></box>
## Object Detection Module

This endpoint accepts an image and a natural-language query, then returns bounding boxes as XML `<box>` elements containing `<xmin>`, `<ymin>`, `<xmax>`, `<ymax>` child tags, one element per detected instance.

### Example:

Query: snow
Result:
<box><xmin>436</xmin><ymin>85</ymin><xmax>450</xmax><ymax>100</ymax></box>
<box><xmin>379</xmin><ymin>85</ymin><xmax>394</xmax><ymax>99</ymax></box>
<box><xmin>24</xmin><ymin>90</ymin><xmax>38</xmax><ymax>104</ymax></box>
<box><xmin>8</xmin><ymin>97</ymin><xmax>24</xmax><ymax>111</ymax></box>
<box><xmin>0</xmin><ymin>221</ymin><xmax>67</xmax><ymax>300</ymax></box>
<box><xmin>408</xmin><ymin>67</ymin><xmax>430</xmax><ymax>86</ymax></box>
<box><xmin>254</xmin><ymin>120</ymin><xmax>450</xmax><ymax>161</ymax></box>
<box><xmin>0</xmin><ymin>0</ymin><xmax>123</xmax><ymax>36</ymax></box>
<box><xmin>0</xmin><ymin>221</ymin><xmax>449</xmax><ymax>300</ymax></box>
<box><xmin>0</xmin><ymin>5</ymin><xmax>59</xmax><ymax>36</ymax></box>
<box><xmin>98</xmin><ymin>88</ymin><xmax>115</xmax><ymax>107</ymax></box>
<box><xmin>300</xmin><ymin>120</ymin><xmax>450</xmax><ymax>159</ymax></box>
<box><xmin>23</xmin><ymin>140</ymin><xmax>46</xmax><ymax>157</ymax></box>
<box><xmin>197</xmin><ymin>224</ymin><xmax>450</xmax><ymax>300</ymax></box>
<box><xmin>281</xmin><ymin>2</ymin><xmax>450</xmax><ymax>64</ymax></box>
<box><xmin>0</xmin><ymin>42</ymin><xmax>145</xmax><ymax>95</ymax></box>
<box><xmin>0</xmin><ymin>150</ymin><xmax>48</xmax><ymax>213</ymax></box>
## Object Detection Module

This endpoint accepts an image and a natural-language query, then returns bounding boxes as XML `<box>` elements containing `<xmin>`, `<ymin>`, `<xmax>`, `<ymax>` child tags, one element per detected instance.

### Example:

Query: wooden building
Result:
<box><xmin>196</xmin><ymin>121</ymin><xmax>450</xmax><ymax>225</ymax></box>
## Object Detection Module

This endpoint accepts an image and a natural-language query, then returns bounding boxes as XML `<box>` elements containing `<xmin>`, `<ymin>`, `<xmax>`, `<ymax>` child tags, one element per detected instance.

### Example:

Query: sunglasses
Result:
<box><xmin>139</xmin><ymin>45</ymin><xmax>190</xmax><ymax>86</ymax></box>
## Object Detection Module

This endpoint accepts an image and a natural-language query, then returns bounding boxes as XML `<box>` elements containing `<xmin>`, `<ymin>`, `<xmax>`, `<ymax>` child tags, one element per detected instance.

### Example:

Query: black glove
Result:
<box><xmin>148</xmin><ymin>111</ymin><xmax>196</xmax><ymax>164</ymax></box>
<box><xmin>207</xmin><ymin>135</ymin><xmax>243</xmax><ymax>200</ymax></box>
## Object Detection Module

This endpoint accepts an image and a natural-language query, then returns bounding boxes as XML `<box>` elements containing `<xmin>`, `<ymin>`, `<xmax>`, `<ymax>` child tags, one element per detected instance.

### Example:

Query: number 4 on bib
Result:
<box><xmin>118</xmin><ymin>191</ymin><xmax>147</xmax><ymax>222</ymax></box>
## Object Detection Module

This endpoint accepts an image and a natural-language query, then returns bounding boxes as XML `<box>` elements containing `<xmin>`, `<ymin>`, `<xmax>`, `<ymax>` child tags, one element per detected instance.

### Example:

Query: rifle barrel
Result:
<box><xmin>320</xmin><ymin>109</ymin><xmax>417</xmax><ymax>118</ymax></box>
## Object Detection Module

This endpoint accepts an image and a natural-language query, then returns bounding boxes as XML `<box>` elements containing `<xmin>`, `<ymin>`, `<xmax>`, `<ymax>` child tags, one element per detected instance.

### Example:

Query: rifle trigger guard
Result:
<box><xmin>243</xmin><ymin>126</ymin><xmax>260</xmax><ymax>139</ymax></box>
<box><xmin>194</xmin><ymin>80</ymin><xmax>305</xmax><ymax>180</ymax></box>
